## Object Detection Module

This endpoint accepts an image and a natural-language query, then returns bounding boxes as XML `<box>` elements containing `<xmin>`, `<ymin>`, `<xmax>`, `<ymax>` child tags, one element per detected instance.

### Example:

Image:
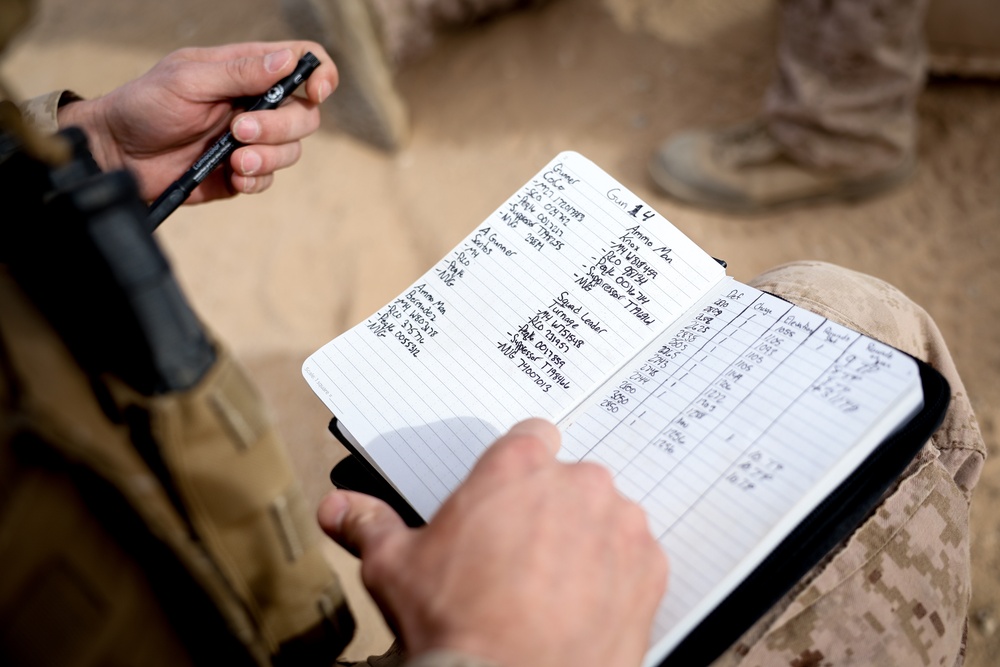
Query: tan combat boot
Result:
<box><xmin>648</xmin><ymin>120</ymin><xmax>915</xmax><ymax>214</ymax></box>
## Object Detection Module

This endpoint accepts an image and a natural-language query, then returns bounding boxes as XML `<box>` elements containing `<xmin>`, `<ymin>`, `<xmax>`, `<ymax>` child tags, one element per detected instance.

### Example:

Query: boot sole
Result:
<box><xmin>648</xmin><ymin>153</ymin><xmax>917</xmax><ymax>215</ymax></box>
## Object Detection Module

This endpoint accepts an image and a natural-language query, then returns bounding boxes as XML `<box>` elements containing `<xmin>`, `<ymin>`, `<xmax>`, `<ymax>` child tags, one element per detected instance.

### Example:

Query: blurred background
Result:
<box><xmin>3</xmin><ymin>0</ymin><xmax>997</xmax><ymax>662</ymax></box>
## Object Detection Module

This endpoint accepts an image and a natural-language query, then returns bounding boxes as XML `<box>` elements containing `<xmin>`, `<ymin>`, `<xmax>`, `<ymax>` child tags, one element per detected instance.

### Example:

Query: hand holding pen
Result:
<box><xmin>145</xmin><ymin>51</ymin><xmax>322</xmax><ymax>228</ymax></box>
<box><xmin>56</xmin><ymin>42</ymin><xmax>338</xmax><ymax>211</ymax></box>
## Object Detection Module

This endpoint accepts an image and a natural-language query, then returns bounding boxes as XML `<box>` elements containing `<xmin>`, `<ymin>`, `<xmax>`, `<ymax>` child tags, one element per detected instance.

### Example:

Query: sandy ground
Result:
<box><xmin>3</xmin><ymin>0</ymin><xmax>998</xmax><ymax>663</ymax></box>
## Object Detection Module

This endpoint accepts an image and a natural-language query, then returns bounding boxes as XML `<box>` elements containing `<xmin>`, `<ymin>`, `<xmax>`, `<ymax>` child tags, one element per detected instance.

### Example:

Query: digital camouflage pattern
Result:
<box><xmin>345</xmin><ymin>262</ymin><xmax>985</xmax><ymax>667</ymax></box>
<box><xmin>706</xmin><ymin>261</ymin><xmax>986</xmax><ymax>667</ymax></box>
<box><xmin>14</xmin><ymin>89</ymin><xmax>69</xmax><ymax>135</ymax></box>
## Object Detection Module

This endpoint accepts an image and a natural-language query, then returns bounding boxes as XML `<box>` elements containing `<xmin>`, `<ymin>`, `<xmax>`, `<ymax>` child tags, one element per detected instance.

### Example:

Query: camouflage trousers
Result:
<box><xmin>705</xmin><ymin>261</ymin><xmax>986</xmax><ymax>667</ymax></box>
<box><xmin>368</xmin><ymin>0</ymin><xmax>542</xmax><ymax>63</ymax></box>
<box><xmin>352</xmin><ymin>261</ymin><xmax>984</xmax><ymax>667</ymax></box>
<box><xmin>292</xmin><ymin>0</ymin><xmax>927</xmax><ymax>172</ymax></box>
<box><xmin>765</xmin><ymin>0</ymin><xmax>930</xmax><ymax>175</ymax></box>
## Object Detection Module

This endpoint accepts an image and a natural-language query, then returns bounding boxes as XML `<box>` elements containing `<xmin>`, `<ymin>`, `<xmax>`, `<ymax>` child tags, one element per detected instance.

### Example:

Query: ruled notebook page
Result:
<box><xmin>304</xmin><ymin>152</ymin><xmax>925</xmax><ymax>664</ymax></box>
<box><xmin>303</xmin><ymin>152</ymin><xmax>726</xmax><ymax>518</ymax></box>
<box><xmin>560</xmin><ymin>277</ymin><xmax>923</xmax><ymax>664</ymax></box>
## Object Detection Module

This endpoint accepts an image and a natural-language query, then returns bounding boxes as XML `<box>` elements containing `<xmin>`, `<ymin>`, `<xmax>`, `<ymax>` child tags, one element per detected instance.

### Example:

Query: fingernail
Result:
<box><xmin>318</xmin><ymin>492</ymin><xmax>350</xmax><ymax>531</ymax></box>
<box><xmin>241</xmin><ymin>176</ymin><xmax>256</xmax><ymax>194</ymax></box>
<box><xmin>240</xmin><ymin>149</ymin><xmax>262</xmax><ymax>176</ymax></box>
<box><xmin>317</xmin><ymin>80</ymin><xmax>333</xmax><ymax>104</ymax></box>
<box><xmin>264</xmin><ymin>49</ymin><xmax>293</xmax><ymax>73</ymax></box>
<box><xmin>233</xmin><ymin>117</ymin><xmax>260</xmax><ymax>142</ymax></box>
<box><xmin>508</xmin><ymin>418</ymin><xmax>561</xmax><ymax>454</ymax></box>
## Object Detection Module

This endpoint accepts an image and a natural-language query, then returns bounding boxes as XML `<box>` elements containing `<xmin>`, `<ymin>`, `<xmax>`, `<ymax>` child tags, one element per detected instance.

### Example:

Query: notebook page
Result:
<box><xmin>303</xmin><ymin>152</ymin><xmax>725</xmax><ymax>518</ymax></box>
<box><xmin>558</xmin><ymin>277</ymin><xmax>923</xmax><ymax>663</ymax></box>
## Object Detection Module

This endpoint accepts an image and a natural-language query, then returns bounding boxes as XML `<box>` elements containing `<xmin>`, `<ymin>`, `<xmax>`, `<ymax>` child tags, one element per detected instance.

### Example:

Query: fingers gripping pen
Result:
<box><xmin>145</xmin><ymin>51</ymin><xmax>321</xmax><ymax>230</ymax></box>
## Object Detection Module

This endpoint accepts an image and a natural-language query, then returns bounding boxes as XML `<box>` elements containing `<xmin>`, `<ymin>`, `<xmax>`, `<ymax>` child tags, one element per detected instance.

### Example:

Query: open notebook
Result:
<box><xmin>303</xmin><ymin>152</ymin><xmax>948</xmax><ymax>666</ymax></box>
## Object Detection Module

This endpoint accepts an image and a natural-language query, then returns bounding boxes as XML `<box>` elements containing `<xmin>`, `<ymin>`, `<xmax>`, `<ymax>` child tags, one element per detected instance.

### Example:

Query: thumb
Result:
<box><xmin>196</xmin><ymin>48</ymin><xmax>298</xmax><ymax>101</ymax></box>
<box><xmin>318</xmin><ymin>490</ymin><xmax>408</xmax><ymax>559</ymax></box>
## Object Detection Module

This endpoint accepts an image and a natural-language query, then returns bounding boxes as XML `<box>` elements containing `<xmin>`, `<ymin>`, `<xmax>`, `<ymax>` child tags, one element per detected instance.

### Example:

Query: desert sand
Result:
<box><xmin>3</xmin><ymin>0</ymin><xmax>998</xmax><ymax>662</ymax></box>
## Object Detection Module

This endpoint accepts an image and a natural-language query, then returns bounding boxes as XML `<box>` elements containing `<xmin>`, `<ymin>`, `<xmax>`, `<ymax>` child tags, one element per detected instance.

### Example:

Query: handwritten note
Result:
<box><xmin>559</xmin><ymin>278</ymin><xmax>922</xmax><ymax>660</ymax></box>
<box><xmin>303</xmin><ymin>152</ymin><xmax>924</xmax><ymax>664</ymax></box>
<box><xmin>304</xmin><ymin>152</ymin><xmax>724</xmax><ymax>517</ymax></box>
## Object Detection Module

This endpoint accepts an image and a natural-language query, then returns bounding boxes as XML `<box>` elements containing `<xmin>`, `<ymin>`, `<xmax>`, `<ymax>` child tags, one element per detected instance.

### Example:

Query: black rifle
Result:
<box><xmin>0</xmin><ymin>125</ymin><xmax>215</xmax><ymax>394</ymax></box>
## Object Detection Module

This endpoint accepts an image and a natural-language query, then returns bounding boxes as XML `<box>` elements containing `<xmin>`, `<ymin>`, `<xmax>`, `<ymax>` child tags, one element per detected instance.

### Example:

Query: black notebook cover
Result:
<box><xmin>327</xmin><ymin>356</ymin><xmax>949</xmax><ymax>666</ymax></box>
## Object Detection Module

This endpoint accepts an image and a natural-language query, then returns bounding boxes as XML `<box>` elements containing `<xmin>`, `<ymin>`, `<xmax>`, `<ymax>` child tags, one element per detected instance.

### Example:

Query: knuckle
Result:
<box><xmin>492</xmin><ymin>433</ymin><xmax>550</xmax><ymax>472</ymax></box>
<box><xmin>255</xmin><ymin>174</ymin><xmax>274</xmax><ymax>193</ymax></box>
<box><xmin>225</xmin><ymin>56</ymin><xmax>256</xmax><ymax>86</ymax></box>
<box><xmin>572</xmin><ymin>460</ymin><xmax>615</xmax><ymax>491</ymax></box>
<box><xmin>618</xmin><ymin>501</ymin><xmax>653</xmax><ymax>540</ymax></box>
<box><xmin>165</xmin><ymin>46</ymin><xmax>195</xmax><ymax>63</ymax></box>
<box><xmin>345</xmin><ymin>500</ymin><xmax>392</xmax><ymax>540</ymax></box>
<box><xmin>286</xmin><ymin>141</ymin><xmax>303</xmax><ymax>166</ymax></box>
<box><xmin>360</xmin><ymin>544</ymin><xmax>392</xmax><ymax>583</ymax></box>
<box><xmin>156</xmin><ymin>57</ymin><xmax>186</xmax><ymax>84</ymax></box>
<box><xmin>237</xmin><ymin>174</ymin><xmax>272</xmax><ymax>195</ymax></box>
<box><xmin>647</xmin><ymin>543</ymin><xmax>669</xmax><ymax>590</ymax></box>
<box><xmin>303</xmin><ymin>105</ymin><xmax>321</xmax><ymax>132</ymax></box>
<box><xmin>358</xmin><ymin>531</ymin><xmax>406</xmax><ymax>587</ymax></box>
<box><xmin>653</xmin><ymin>543</ymin><xmax>669</xmax><ymax>576</ymax></box>
<box><xmin>626</xmin><ymin>508</ymin><xmax>667</xmax><ymax>580</ymax></box>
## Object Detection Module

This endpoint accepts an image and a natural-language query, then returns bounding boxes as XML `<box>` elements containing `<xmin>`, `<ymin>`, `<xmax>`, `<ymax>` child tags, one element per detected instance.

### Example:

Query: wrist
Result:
<box><xmin>56</xmin><ymin>93</ymin><xmax>121</xmax><ymax>173</ymax></box>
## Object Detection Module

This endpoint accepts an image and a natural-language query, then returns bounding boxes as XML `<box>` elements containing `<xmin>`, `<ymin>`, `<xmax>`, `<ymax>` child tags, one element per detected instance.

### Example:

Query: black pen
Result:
<box><xmin>146</xmin><ymin>51</ymin><xmax>321</xmax><ymax>230</ymax></box>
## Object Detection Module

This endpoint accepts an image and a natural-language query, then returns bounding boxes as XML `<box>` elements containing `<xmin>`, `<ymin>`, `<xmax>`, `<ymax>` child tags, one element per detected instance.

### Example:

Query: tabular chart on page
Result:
<box><xmin>562</xmin><ymin>279</ymin><xmax>921</xmax><ymax>651</ymax></box>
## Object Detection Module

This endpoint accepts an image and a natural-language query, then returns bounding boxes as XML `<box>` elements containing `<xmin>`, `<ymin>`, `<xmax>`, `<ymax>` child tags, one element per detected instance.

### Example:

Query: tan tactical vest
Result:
<box><xmin>0</xmin><ymin>267</ymin><xmax>355</xmax><ymax>665</ymax></box>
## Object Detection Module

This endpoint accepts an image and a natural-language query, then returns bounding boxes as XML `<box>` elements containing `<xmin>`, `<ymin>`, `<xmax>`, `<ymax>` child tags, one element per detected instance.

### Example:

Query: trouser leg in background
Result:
<box><xmin>343</xmin><ymin>261</ymin><xmax>985</xmax><ymax>667</ymax></box>
<box><xmin>371</xmin><ymin>0</ymin><xmax>541</xmax><ymax>63</ymax></box>
<box><xmin>708</xmin><ymin>261</ymin><xmax>985</xmax><ymax>666</ymax></box>
<box><xmin>765</xmin><ymin>0</ymin><xmax>930</xmax><ymax>175</ymax></box>
<box><xmin>648</xmin><ymin>0</ymin><xmax>930</xmax><ymax>212</ymax></box>
<box><xmin>281</xmin><ymin>0</ymin><xmax>541</xmax><ymax>150</ymax></box>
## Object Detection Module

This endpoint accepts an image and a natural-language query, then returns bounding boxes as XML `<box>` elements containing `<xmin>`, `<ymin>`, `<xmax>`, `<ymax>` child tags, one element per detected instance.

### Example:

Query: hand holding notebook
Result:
<box><xmin>304</xmin><ymin>152</ymin><xmax>949</xmax><ymax>666</ymax></box>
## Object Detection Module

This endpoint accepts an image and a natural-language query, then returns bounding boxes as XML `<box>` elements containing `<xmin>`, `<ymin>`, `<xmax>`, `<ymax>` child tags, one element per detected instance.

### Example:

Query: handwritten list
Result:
<box><xmin>304</xmin><ymin>152</ymin><xmax>725</xmax><ymax>517</ymax></box>
<box><xmin>303</xmin><ymin>152</ymin><xmax>924</xmax><ymax>663</ymax></box>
